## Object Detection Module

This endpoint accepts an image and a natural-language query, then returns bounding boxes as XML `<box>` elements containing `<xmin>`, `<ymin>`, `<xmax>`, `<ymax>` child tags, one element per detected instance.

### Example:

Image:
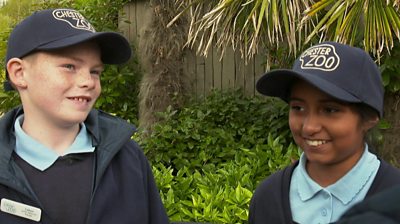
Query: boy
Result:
<box><xmin>0</xmin><ymin>8</ymin><xmax>169</xmax><ymax>224</ymax></box>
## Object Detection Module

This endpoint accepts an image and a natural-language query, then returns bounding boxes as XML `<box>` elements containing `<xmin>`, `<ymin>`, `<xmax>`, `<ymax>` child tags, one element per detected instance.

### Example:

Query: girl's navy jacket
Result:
<box><xmin>249</xmin><ymin>159</ymin><xmax>400</xmax><ymax>224</ymax></box>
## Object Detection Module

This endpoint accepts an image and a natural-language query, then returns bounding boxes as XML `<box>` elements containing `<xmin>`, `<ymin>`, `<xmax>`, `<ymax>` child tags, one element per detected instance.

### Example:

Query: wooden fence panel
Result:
<box><xmin>183</xmin><ymin>49</ymin><xmax>198</xmax><ymax>97</ymax></box>
<box><xmin>221</xmin><ymin>47</ymin><xmax>237</xmax><ymax>91</ymax></box>
<box><xmin>120</xmin><ymin>1</ymin><xmax>152</xmax><ymax>46</ymax></box>
<box><xmin>204</xmin><ymin>48</ymin><xmax>214</xmax><ymax>95</ymax></box>
<box><xmin>120</xmin><ymin>2</ymin><xmax>266</xmax><ymax>97</ymax></box>
<box><xmin>212</xmin><ymin>48</ymin><xmax>223</xmax><ymax>91</ymax></box>
<box><xmin>254</xmin><ymin>55</ymin><xmax>266</xmax><ymax>96</ymax></box>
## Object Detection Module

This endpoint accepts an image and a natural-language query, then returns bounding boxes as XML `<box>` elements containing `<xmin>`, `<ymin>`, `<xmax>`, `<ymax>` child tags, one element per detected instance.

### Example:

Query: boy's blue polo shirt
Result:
<box><xmin>14</xmin><ymin>115</ymin><xmax>95</xmax><ymax>171</ymax></box>
<box><xmin>290</xmin><ymin>145</ymin><xmax>380</xmax><ymax>224</ymax></box>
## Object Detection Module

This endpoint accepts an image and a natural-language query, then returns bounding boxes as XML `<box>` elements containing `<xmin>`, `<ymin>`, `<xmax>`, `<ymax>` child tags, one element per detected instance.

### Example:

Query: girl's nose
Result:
<box><xmin>302</xmin><ymin>113</ymin><xmax>322</xmax><ymax>136</ymax></box>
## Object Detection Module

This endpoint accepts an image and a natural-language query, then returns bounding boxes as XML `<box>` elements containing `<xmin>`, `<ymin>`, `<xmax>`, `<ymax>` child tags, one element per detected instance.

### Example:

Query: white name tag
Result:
<box><xmin>1</xmin><ymin>198</ymin><xmax>41</xmax><ymax>222</ymax></box>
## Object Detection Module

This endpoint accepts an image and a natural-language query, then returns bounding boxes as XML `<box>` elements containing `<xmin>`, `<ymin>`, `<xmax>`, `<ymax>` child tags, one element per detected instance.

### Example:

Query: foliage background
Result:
<box><xmin>1</xmin><ymin>0</ymin><xmax>400</xmax><ymax>223</ymax></box>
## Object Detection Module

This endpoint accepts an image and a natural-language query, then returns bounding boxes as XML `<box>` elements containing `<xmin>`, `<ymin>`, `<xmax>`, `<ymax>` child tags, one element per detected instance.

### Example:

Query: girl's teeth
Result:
<box><xmin>306</xmin><ymin>140</ymin><xmax>326</xmax><ymax>146</ymax></box>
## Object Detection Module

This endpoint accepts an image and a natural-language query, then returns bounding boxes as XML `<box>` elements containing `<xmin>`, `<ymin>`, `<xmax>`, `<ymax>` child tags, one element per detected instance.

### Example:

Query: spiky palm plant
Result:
<box><xmin>303</xmin><ymin>0</ymin><xmax>400</xmax><ymax>58</ymax></box>
<box><xmin>170</xmin><ymin>0</ymin><xmax>400</xmax><ymax>61</ymax></box>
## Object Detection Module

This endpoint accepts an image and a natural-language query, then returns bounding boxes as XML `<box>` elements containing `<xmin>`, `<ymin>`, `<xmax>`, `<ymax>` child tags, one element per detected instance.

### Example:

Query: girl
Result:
<box><xmin>249</xmin><ymin>41</ymin><xmax>400</xmax><ymax>224</ymax></box>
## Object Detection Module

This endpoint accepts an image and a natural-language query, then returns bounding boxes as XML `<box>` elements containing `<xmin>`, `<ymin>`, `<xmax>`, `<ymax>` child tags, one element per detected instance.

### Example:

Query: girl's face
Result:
<box><xmin>288</xmin><ymin>80</ymin><xmax>375</xmax><ymax>170</ymax></box>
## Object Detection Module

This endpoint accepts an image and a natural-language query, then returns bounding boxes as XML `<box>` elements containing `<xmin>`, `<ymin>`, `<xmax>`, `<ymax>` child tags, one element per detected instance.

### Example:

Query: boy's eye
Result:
<box><xmin>63</xmin><ymin>64</ymin><xmax>75</xmax><ymax>70</ymax></box>
<box><xmin>90</xmin><ymin>70</ymin><xmax>102</xmax><ymax>76</ymax></box>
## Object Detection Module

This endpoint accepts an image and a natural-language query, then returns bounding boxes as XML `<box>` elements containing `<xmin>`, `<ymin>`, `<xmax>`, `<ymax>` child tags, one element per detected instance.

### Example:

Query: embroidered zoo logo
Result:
<box><xmin>299</xmin><ymin>44</ymin><xmax>340</xmax><ymax>71</ymax></box>
<box><xmin>52</xmin><ymin>9</ymin><xmax>95</xmax><ymax>32</ymax></box>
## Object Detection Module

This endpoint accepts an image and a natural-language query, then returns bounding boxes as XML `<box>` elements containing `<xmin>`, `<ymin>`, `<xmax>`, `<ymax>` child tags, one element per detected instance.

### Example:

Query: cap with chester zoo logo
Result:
<box><xmin>4</xmin><ymin>8</ymin><xmax>132</xmax><ymax>91</ymax></box>
<box><xmin>256</xmin><ymin>41</ymin><xmax>384</xmax><ymax>117</ymax></box>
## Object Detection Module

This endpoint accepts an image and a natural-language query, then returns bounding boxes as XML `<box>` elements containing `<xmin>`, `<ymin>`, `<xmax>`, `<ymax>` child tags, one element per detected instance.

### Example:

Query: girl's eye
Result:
<box><xmin>289</xmin><ymin>100</ymin><xmax>305</xmax><ymax>112</ymax></box>
<box><xmin>290</xmin><ymin>105</ymin><xmax>304</xmax><ymax>112</ymax></box>
<box><xmin>323</xmin><ymin>107</ymin><xmax>339</xmax><ymax>114</ymax></box>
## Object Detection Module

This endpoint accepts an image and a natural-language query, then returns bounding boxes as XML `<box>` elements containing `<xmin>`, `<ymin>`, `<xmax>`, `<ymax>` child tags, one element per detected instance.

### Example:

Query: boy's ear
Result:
<box><xmin>7</xmin><ymin>58</ymin><xmax>27</xmax><ymax>89</ymax></box>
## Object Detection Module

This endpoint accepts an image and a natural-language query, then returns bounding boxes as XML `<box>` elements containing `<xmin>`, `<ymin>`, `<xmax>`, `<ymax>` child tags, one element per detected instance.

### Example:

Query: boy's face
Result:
<box><xmin>288</xmin><ymin>80</ymin><xmax>371</xmax><ymax>171</ymax></box>
<box><xmin>19</xmin><ymin>41</ymin><xmax>103</xmax><ymax>128</ymax></box>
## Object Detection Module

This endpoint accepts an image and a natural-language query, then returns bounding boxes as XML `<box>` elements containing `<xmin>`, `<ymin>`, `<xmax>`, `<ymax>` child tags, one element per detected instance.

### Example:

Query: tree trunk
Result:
<box><xmin>137</xmin><ymin>0</ymin><xmax>190</xmax><ymax>132</ymax></box>
<box><xmin>377</xmin><ymin>91</ymin><xmax>400</xmax><ymax>167</ymax></box>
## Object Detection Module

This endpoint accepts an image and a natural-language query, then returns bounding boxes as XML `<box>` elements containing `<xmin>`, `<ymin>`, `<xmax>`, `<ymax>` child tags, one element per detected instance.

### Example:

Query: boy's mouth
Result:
<box><xmin>68</xmin><ymin>96</ymin><xmax>91</xmax><ymax>103</ymax></box>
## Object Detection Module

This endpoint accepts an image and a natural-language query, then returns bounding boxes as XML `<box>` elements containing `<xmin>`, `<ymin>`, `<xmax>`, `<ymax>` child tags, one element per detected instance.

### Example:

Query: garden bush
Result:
<box><xmin>135</xmin><ymin>90</ymin><xmax>300</xmax><ymax>223</ymax></box>
<box><xmin>137</xmin><ymin>90</ymin><xmax>295</xmax><ymax>170</ymax></box>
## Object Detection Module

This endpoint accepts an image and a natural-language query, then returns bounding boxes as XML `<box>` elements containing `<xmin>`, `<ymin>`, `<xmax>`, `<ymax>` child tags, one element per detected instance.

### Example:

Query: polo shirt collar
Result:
<box><xmin>327</xmin><ymin>145</ymin><xmax>379</xmax><ymax>204</ymax></box>
<box><xmin>14</xmin><ymin>115</ymin><xmax>95</xmax><ymax>171</ymax></box>
<box><xmin>297</xmin><ymin>153</ymin><xmax>321</xmax><ymax>201</ymax></box>
<box><xmin>296</xmin><ymin>145</ymin><xmax>379</xmax><ymax>204</ymax></box>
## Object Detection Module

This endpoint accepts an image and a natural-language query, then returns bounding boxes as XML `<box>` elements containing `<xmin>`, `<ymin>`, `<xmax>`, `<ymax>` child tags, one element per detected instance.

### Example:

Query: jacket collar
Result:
<box><xmin>0</xmin><ymin>106</ymin><xmax>33</xmax><ymax>198</ymax></box>
<box><xmin>80</xmin><ymin>109</ymin><xmax>137</xmax><ymax>188</ymax></box>
<box><xmin>0</xmin><ymin>107</ymin><xmax>136</xmax><ymax>156</ymax></box>
<box><xmin>0</xmin><ymin>106</ymin><xmax>137</xmax><ymax>193</ymax></box>
<box><xmin>0</xmin><ymin>106</ymin><xmax>23</xmax><ymax>163</ymax></box>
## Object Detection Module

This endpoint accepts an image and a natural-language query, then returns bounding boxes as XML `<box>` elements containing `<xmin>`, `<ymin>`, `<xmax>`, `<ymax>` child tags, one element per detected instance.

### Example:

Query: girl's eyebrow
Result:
<box><xmin>288</xmin><ymin>97</ymin><xmax>304</xmax><ymax>102</ymax></box>
<box><xmin>319</xmin><ymin>99</ymin><xmax>347</xmax><ymax>105</ymax></box>
<box><xmin>289</xmin><ymin>97</ymin><xmax>343</xmax><ymax>104</ymax></box>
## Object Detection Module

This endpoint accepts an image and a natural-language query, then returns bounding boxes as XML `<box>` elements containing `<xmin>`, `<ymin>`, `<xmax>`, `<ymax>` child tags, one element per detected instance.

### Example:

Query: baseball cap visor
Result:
<box><xmin>256</xmin><ymin>69</ymin><xmax>362</xmax><ymax>104</ymax></box>
<box><xmin>36</xmin><ymin>32</ymin><xmax>131</xmax><ymax>64</ymax></box>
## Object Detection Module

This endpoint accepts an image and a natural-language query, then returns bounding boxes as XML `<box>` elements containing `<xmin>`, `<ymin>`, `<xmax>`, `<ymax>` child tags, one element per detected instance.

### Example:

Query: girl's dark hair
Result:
<box><xmin>353</xmin><ymin>103</ymin><xmax>381</xmax><ymax>154</ymax></box>
<box><xmin>353</xmin><ymin>103</ymin><xmax>380</xmax><ymax>123</ymax></box>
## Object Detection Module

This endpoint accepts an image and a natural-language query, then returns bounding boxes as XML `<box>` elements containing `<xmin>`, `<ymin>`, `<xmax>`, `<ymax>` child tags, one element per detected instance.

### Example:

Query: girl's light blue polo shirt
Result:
<box><xmin>290</xmin><ymin>145</ymin><xmax>380</xmax><ymax>224</ymax></box>
<box><xmin>14</xmin><ymin>115</ymin><xmax>95</xmax><ymax>171</ymax></box>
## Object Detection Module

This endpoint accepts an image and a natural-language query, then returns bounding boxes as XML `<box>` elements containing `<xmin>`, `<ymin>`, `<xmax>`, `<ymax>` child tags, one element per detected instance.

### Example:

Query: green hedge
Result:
<box><xmin>138</xmin><ymin>90</ymin><xmax>294</xmax><ymax>170</ymax></box>
<box><xmin>135</xmin><ymin>90</ymin><xmax>300</xmax><ymax>223</ymax></box>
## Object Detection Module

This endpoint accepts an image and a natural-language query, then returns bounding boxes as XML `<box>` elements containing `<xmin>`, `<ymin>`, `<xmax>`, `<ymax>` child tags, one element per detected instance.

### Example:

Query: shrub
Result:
<box><xmin>135</xmin><ymin>90</ymin><xmax>300</xmax><ymax>223</ymax></box>
<box><xmin>152</xmin><ymin>135</ymin><xmax>299</xmax><ymax>223</ymax></box>
<box><xmin>137</xmin><ymin>89</ymin><xmax>294</xmax><ymax>170</ymax></box>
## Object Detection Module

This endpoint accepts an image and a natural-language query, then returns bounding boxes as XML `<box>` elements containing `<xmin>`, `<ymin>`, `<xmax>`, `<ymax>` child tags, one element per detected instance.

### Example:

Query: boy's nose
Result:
<box><xmin>77</xmin><ymin>71</ymin><xmax>96</xmax><ymax>89</ymax></box>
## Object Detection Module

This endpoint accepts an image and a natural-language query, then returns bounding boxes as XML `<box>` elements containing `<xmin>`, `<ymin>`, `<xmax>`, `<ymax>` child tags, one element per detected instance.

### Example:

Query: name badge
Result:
<box><xmin>1</xmin><ymin>198</ymin><xmax>41</xmax><ymax>222</ymax></box>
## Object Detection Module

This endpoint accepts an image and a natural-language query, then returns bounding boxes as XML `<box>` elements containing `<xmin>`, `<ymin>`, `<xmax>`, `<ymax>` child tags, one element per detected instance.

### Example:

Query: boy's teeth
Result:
<box><xmin>73</xmin><ymin>97</ymin><xmax>87</xmax><ymax>102</ymax></box>
<box><xmin>306</xmin><ymin>140</ymin><xmax>326</xmax><ymax>146</ymax></box>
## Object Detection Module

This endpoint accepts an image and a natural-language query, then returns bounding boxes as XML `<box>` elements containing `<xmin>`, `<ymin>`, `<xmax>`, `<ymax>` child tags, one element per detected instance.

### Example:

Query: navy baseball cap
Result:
<box><xmin>256</xmin><ymin>41</ymin><xmax>384</xmax><ymax>117</ymax></box>
<box><xmin>4</xmin><ymin>8</ymin><xmax>132</xmax><ymax>90</ymax></box>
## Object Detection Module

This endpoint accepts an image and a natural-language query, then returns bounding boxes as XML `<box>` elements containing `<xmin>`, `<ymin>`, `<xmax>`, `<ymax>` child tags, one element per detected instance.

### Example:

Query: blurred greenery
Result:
<box><xmin>381</xmin><ymin>42</ymin><xmax>400</xmax><ymax>93</ymax></box>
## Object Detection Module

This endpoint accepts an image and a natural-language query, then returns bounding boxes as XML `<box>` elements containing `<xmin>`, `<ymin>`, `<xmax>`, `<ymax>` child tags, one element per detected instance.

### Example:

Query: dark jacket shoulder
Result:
<box><xmin>248</xmin><ymin>162</ymin><xmax>298</xmax><ymax>224</ymax></box>
<box><xmin>336</xmin><ymin>160</ymin><xmax>400</xmax><ymax>224</ymax></box>
<box><xmin>366</xmin><ymin>159</ymin><xmax>400</xmax><ymax>196</ymax></box>
<box><xmin>336</xmin><ymin>185</ymin><xmax>400</xmax><ymax>224</ymax></box>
